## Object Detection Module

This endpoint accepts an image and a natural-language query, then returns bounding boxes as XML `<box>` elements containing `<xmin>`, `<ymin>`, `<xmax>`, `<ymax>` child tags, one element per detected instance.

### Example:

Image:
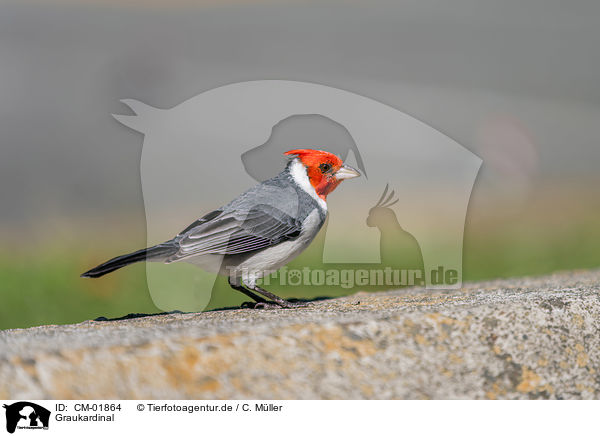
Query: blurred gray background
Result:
<box><xmin>2</xmin><ymin>0</ymin><xmax>599</xmax><ymax>234</ymax></box>
<box><xmin>1</xmin><ymin>0</ymin><xmax>600</xmax><ymax>329</ymax></box>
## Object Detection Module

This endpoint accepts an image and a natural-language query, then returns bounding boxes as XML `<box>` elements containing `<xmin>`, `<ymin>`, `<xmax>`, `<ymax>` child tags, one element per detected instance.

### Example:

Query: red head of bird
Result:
<box><xmin>284</xmin><ymin>149</ymin><xmax>361</xmax><ymax>200</ymax></box>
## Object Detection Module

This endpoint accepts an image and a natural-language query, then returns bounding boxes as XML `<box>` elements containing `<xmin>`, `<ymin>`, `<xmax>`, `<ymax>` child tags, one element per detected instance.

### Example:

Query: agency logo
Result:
<box><xmin>112</xmin><ymin>80</ymin><xmax>481</xmax><ymax>311</ymax></box>
<box><xmin>3</xmin><ymin>402</ymin><xmax>50</xmax><ymax>434</ymax></box>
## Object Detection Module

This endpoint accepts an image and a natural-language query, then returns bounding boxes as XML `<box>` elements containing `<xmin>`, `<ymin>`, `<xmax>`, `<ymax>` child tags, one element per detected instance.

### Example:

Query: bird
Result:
<box><xmin>366</xmin><ymin>184</ymin><xmax>424</xmax><ymax>280</ymax></box>
<box><xmin>81</xmin><ymin>149</ymin><xmax>361</xmax><ymax>309</ymax></box>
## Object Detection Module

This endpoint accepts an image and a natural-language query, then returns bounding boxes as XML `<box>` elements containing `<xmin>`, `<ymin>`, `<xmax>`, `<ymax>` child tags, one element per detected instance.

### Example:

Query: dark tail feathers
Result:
<box><xmin>81</xmin><ymin>243</ymin><xmax>178</xmax><ymax>278</ymax></box>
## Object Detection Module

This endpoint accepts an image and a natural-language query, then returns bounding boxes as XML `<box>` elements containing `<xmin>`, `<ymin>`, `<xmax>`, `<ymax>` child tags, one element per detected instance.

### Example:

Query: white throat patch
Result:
<box><xmin>289</xmin><ymin>158</ymin><xmax>327</xmax><ymax>211</ymax></box>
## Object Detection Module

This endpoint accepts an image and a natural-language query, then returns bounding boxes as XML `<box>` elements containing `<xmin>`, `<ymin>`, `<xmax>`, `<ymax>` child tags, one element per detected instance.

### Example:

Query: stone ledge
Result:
<box><xmin>1</xmin><ymin>270</ymin><xmax>599</xmax><ymax>399</ymax></box>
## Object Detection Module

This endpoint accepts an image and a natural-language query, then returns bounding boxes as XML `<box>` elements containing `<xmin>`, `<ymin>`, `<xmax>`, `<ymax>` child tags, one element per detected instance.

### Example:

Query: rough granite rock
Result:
<box><xmin>1</xmin><ymin>270</ymin><xmax>599</xmax><ymax>399</ymax></box>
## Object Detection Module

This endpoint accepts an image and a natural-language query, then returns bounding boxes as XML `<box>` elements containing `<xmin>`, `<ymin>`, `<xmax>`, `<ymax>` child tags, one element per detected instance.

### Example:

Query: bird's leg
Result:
<box><xmin>228</xmin><ymin>277</ymin><xmax>268</xmax><ymax>306</ymax></box>
<box><xmin>246</xmin><ymin>284</ymin><xmax>310</xmax><ymax>309</ymax></box>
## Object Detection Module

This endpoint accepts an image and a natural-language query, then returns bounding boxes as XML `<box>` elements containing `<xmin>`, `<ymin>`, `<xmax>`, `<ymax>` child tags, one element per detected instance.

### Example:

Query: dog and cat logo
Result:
<box><xmin>3</xmin><ymin>402</ymin><xmax>50</xmax><ymax>433</ymax></box>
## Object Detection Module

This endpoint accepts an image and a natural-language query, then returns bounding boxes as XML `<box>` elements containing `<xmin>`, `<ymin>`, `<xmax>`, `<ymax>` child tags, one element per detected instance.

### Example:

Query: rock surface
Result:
<box><xmin>1</xmin><ymin>270</ymin><xmax>599</xmax><ymax>399</ymax></box>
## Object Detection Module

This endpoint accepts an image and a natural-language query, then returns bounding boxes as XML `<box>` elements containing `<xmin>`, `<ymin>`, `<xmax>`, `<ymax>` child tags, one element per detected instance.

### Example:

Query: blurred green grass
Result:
<box><xmin>0</xmin><ymin>250</ymin><xmax>155</xmax><ymax>330</ymax></box>
<box><xmin>2</xmin><ymin>192</ymin><xmax>600</xmax><ymax>330</ymax></box>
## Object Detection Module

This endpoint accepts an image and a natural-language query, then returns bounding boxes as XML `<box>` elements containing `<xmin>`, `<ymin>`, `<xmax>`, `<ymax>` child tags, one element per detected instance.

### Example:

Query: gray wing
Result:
<box><xmin>173</xmin><ymin>205</ymin><xmax>303</xmax><ymax>258</ymax></box>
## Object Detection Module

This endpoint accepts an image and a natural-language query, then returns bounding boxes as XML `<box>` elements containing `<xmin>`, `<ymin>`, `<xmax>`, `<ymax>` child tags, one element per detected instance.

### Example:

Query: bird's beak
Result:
<box><xmin>335</xmin><ymin>164</ymin><xmax>361</xmax><ymax>180</ymax></box>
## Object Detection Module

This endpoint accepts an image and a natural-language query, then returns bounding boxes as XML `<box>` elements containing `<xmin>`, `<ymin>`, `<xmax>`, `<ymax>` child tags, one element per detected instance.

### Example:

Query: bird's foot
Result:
<box><xmin>240</xmin><ymin>301</ymin><xmax>275</xmax><ymax>309</ymax></box>
<box><xmin>280</xmin><ymin>299</ymin><xmax>312</xmax><ymax>308</ymax></box>
<box><xmin>241</xmin><ymin>300</ymin><xmax>312</xmax><ymax>310</ymax></box>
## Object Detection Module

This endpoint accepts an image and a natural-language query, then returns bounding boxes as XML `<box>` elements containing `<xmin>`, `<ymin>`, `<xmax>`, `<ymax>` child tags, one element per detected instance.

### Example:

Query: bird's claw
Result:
<box><xmin>241</xmin><ymin>301</ymin><xmax>283</xmax><ymax>310</ymax></box>
<box><xmin>241</xmin><ymin>300</ymin><xmax>312</xmax><ymax>310</ymax></box>
<box><xmin>280</xmin><ymin>300</ymin><xmax>312</xmax><ymax>308</ymax></box>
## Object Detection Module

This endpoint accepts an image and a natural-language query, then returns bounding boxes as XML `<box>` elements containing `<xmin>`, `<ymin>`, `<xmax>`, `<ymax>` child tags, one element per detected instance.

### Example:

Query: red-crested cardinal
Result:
<box><xmin>82</xmin><ymin>149</ymin><xmax>361</xmax><ymax>308</ymax></box>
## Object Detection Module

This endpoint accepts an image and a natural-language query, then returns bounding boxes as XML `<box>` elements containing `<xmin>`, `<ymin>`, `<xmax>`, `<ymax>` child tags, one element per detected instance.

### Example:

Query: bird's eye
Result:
<box><xmin>319</xmin><ymin>163</ymin><xmax>332</xmax><ymax>173</ymax></box>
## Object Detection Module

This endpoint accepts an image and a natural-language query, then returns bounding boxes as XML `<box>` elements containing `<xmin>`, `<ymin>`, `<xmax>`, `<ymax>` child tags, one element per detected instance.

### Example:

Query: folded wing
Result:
<box><xmin>173</xmin><ymin>205</ymin><xmax>303</xmax><ymax>259</ymax></box>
